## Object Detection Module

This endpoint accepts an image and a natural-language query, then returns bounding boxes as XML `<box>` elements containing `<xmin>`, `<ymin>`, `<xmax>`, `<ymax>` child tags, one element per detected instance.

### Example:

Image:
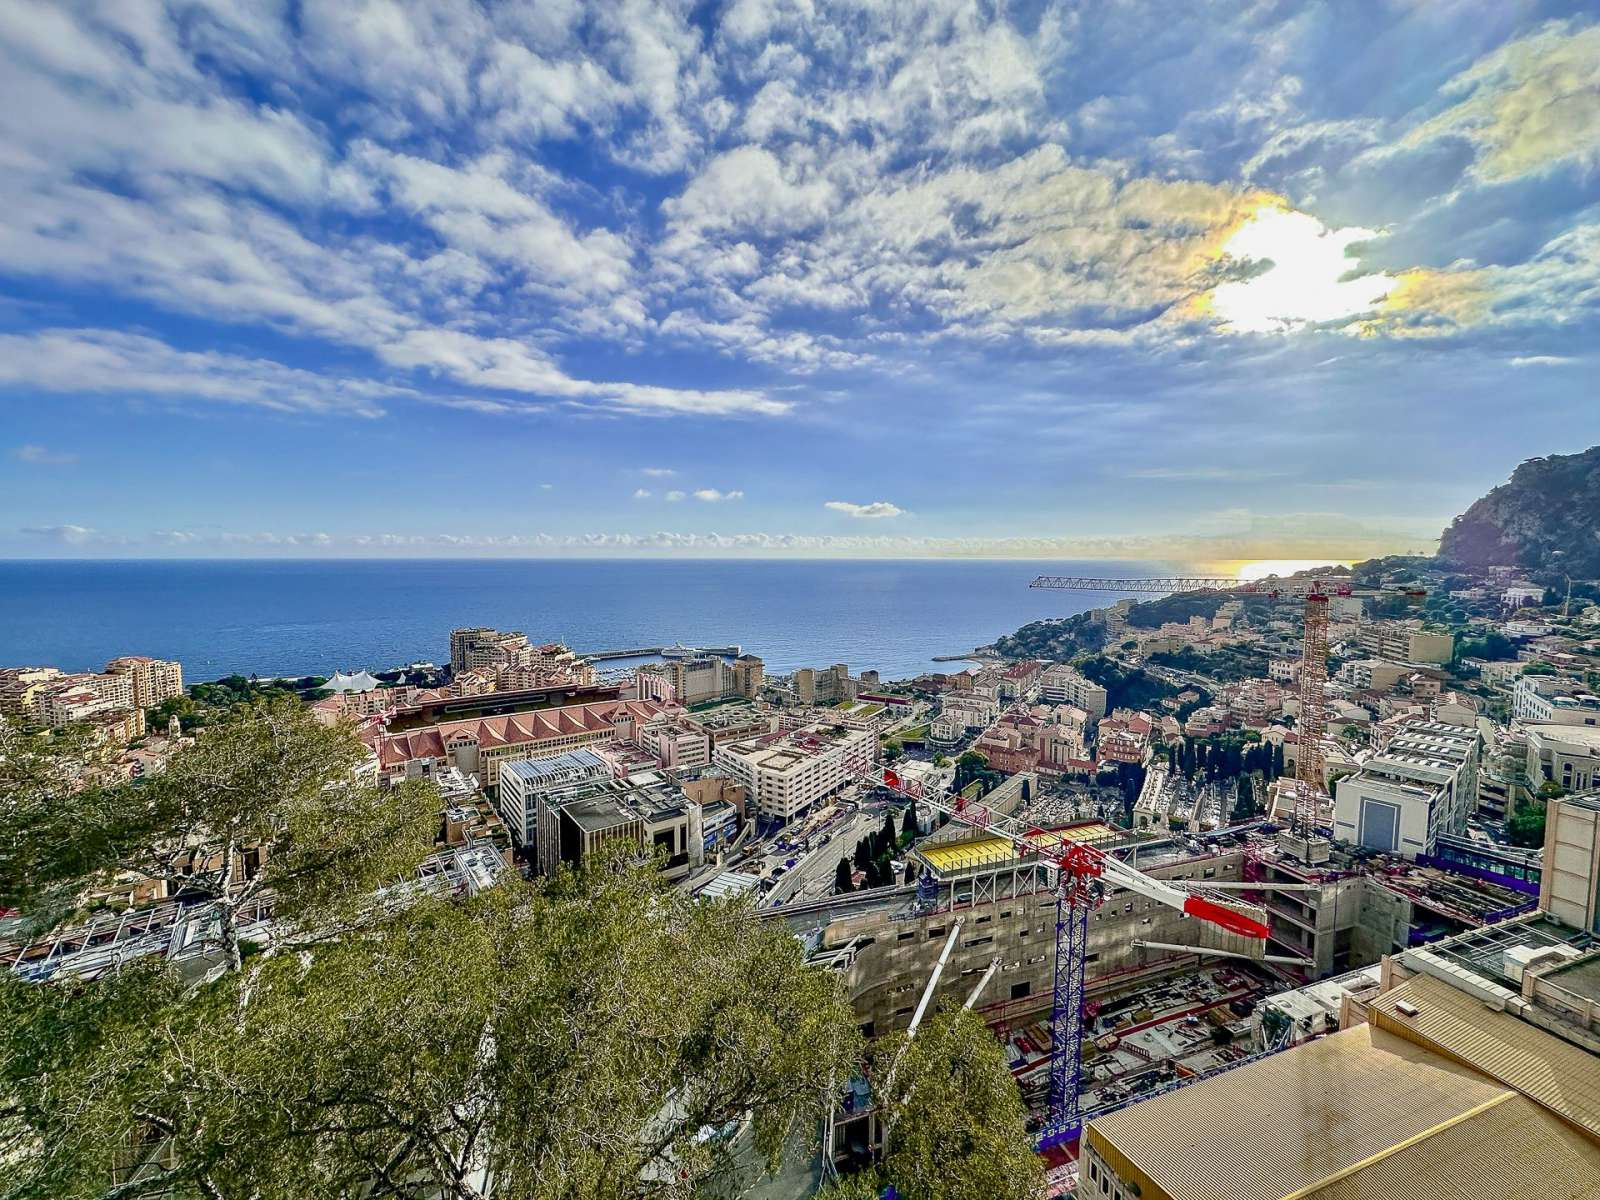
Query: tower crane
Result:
<box><xmin>839</xmin><ymin>747</ymin><xmax>1270</xmax><ymax>1148</ymax></box>
<box><xmin>1028</xmin><ymin>574</ymin><xmax>1422</xmax><ymax>834</ymax></box>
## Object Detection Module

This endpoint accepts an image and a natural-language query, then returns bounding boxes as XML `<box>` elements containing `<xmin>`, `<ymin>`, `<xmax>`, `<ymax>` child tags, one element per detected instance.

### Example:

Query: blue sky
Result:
<box><xmin>1</xmin><ymin>0</ymin><xmax>1598</xmax><ymax>561</ymax></box>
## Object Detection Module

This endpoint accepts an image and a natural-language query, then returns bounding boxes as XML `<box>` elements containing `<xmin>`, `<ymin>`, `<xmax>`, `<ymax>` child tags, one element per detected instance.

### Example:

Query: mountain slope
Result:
<box><xmin>1438</xmin><ymin>445</ymin><xmax>1600</xmax><ymax>578</ymax></box>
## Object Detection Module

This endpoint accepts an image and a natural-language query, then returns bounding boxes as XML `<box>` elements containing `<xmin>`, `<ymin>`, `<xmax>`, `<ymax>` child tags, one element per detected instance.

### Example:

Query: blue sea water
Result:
<box><xmin>0</xmin><ymin>558</ymin><xmax>1172</xmax><ymax>682</ymax></box>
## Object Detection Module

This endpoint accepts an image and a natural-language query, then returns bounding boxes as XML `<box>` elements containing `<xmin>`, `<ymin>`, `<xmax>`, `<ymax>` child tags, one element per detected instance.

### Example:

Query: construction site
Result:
<box><xmin>782</xmin><ymin>575</ymin><xmax>1551</xmax><ymax>1190</ymax></box>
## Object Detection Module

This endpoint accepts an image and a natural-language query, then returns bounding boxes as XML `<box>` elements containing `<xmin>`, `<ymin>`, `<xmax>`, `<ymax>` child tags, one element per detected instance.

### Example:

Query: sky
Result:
<box><xmin>1</xmin><ymin>0</ymin><xmax>1598</xmax><ymax>562</ymax></box>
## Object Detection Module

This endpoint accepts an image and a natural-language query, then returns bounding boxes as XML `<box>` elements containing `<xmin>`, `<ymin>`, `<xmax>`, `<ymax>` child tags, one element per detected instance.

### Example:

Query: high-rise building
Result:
<box><xmin>104</xmin><ymin>656</ymin><xmax>184</xmax><ymax>709</ymax></box>
<box><xmin>730</xmin><ymin>654</ymin><xmax>765</xmax><ymax>699</ymax></box>
<box><xmin>449</xmin><ymin>627</ymin><xmax>529</xmax><ymax>675</ymax></box>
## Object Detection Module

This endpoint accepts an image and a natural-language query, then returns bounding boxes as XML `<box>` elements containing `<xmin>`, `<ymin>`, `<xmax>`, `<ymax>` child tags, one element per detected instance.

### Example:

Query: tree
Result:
<box><xmin>855</xmin><ymin>837</ymin><xmax>873</xmax><ymax>873</ymax></box>
<box><xmin>0</xmin><ymin>856</ymin><xmax>864</xmax><ymax>1200</ymax></box>
<box><xmin>2</xmin><ymin>702</ymin><xmax>439</xmax><ymax>965</ymax></box>
<box><xmin>881</xmin><ymin>812</ymin><xmax>900</xmax><ymax>855</ymax></box>
<box><xmin>835</xmin><ymin>858</ymin><xmax>855</xmax><ymax>894</ymax></box>
<box><xmin>1509</xmin><ymin>800</ymin><xmax>1548</xmax><ymax>848</ymax></box>
<box><xmin>868</xmin><ymin>1006</ymin><xmax>1043</xmax><ymax>1200</ymax></box>
<box><xmin>901</xmin><ymin>804</ymin><xmax>919</xmax><ymax>844</ymax></box>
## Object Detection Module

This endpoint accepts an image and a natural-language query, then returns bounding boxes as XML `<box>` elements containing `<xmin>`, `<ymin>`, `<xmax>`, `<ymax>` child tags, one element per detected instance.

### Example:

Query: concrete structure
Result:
<box><xmin>1333</xmin><ymin>721</ymin><xmax>1480</xmax><ymax>858</ymax></box>
<box><xmin>1039</xmin><ymin>664</ymin><xmax>1108</xmax><ymax>720</ymax></box>
<box><xmin>1525</xmin><ymin>723</ymin><xmax>1600</xmax><ymax>796</ymax></box>
<box><xmin>449</xmin><ymin>626</ymin><xmax>529</xmax><ymax>675</ymax></box>
<box><xmin>712</xmin><ymin>722</ymin><xmax>875</xmax><ymax>824</ymax></box>
<box><xmin>1356</xmin><ymin>619</ymin><xmax>1454</xmax><ymax>665</ymax></box>
<box><xmin>1542</xmin><ymin>793</ymin><xmax>1600</xmax><ymax>934</ymax></box>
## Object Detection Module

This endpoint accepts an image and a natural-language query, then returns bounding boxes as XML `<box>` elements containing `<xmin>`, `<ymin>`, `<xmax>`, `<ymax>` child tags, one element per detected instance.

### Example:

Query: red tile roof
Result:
<box><xmin>368</xmin><ymin>699</ymin><xmax>665</xmax><ymax>768</ymax></box>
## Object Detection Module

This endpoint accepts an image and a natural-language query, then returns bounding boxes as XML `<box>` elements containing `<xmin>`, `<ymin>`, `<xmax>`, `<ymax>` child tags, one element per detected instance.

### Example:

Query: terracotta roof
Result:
<box><xmin>371</xmin><ymin>700</ymin><xmax>663</xmax><ymax>768</ymax></box>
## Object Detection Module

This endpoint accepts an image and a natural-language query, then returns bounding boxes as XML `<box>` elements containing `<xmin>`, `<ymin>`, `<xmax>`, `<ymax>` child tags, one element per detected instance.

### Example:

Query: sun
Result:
<box><xmin>1207</xmin><ymin>205</ymin><xmax>1394</xmax><ymax>333</ymax></box>
<box><xmin>1235</xmin><ymin>559</ymin><xmax>1353</xmax><ymax>581</ymax></box>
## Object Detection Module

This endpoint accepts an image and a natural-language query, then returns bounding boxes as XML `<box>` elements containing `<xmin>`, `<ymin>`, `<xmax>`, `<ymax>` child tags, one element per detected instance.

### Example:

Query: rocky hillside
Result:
<box><xmin>1439</xmin><ymin>445</ymin><xmax>1600</xmax><ymax>579</ymax></box>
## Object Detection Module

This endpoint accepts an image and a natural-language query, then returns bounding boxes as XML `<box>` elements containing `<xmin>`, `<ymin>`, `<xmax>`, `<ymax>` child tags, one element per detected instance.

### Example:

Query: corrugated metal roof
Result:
<box><xmin>1308</xmin><ymin>1092</ymin><xmax>1600</xmax><ymax>1200</ymax></box>
<box><xmin>1084</xmin><ymin>1024</ymin><xmax>1524</xmax><ymax>1200</ymax></box>
<box><xmin>1370</xmin><ymin>973</ymin><xmax>1600</xmax><ymax>1141</ymax></box>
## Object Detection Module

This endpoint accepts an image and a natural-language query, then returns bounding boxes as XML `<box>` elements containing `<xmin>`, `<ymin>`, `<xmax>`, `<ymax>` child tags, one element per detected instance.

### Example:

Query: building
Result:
<box><xmin>712</xmin><ymin>722</ymin><xmax>876</xmax><ymax>824</ymax></box>
<box><xmin>1038</xmin><ymin>664</ymin><xmax>1108</xmax><ymax>720</ymax></box>
<box><xmin>1525</xmin><ymin>723</ymin><xmax>1600</xmax><ymax>796</ymax></box>
<box><xmin>0</xmin><ymin>666</ymin><xmax>64</xmax><ymax>723</ymax></box>
<box><xmin>497</xmin><ymin>748</ymin><xmax>614</xmax><ymax>848</ymax></box>
<box><xmin>938</xmin><ymin>692</ymin><xmax>1000</xmax><ymax>733</ymax></box>
<box><xmin>1514</xmin><ymin>675</ymin><xmax>1600</xmax><ymax>727</ymax></box>
<box><xmin>1356</xmin><ymin>619</ymin><xmax>1454</xmax><ymax>665</ymax></box>
<box><xmin>998</xmin><ymin>660</ymin><xmax>1044</xmax><ymax>702</ymax></box>
<box><xmin>643</xmin><ymin>655</ymin><xmax>728</xmax><ymax>706</ymax></box>
<box><xmin>1333</xmin><ymin>721</ymin><xmax>1480</xmax><ymax>858</ymax></box>
<box><xmin>729</xmin><ymin>654</ymin><xmax>765</xmax><ymax>699</ymax></box>
<box><xmin>1541</xmin><ymin>793</ymin><xmax>1600</xmax><ymax>933</ymax></box>
<box><xmin>635</xmin><ymin>713</ymin><xmax>713</xmax><ymax>770</ymax></box>
<box><xmin>793</xmin><ymin>663</ymin><xmax>853</xmax><ymax>705</ymax></box>
<box><xmin>367</xmin><ymin>699</ymin><xmax>667</xmax><ymax>788</ymax></box>
<box><xmin>1079</xmin><ymin>1015</ymin><xmax>1600</xmax><ymax>1200</ymax></box>
<box><xmin>449</xmin><ymin>627</ymin><xmax>529</xmax><ymax>675</ymax></box>
<box><xmin>103</xmin><ymin>656</ymin><xmax>183</xmax><ymax>709</ymax></box>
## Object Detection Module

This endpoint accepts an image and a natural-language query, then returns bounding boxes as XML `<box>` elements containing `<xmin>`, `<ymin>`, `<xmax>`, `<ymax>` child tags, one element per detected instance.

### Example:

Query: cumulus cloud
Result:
<box><xmin>20</xmin><ymin>523</ymin><xmax>96</xmax><ymax>544</ymax></box>
<box><xmin>693</xmin><ymin>488</ymin><xmax>744</xmax><ymax>502</ymax></box>
<box><xmin>1510</xmin><ymin>355</ymin><xmax>1577</xmax><ymax>367</ymax></box>
<box><xmin>825</xmin><ymin>500</ymin><xmax>904</xmax><ymax>519</ymax></box>
<box><xmin>633</xmin><ymin>488</ymin><xmax>652</xmax><ymax>498</ymax></box>
<box><xmin>664</xmin><ymin>490</ymin><xmax>685</xmax><ymax>502</ymax></box>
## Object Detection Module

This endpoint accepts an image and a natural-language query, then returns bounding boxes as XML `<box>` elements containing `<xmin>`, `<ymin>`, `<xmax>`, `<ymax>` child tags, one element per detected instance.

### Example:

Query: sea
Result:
<box><xmin>0</xmin><ymin>558</ymin><xmax>1179</xmax><ymax>683</ymax></box>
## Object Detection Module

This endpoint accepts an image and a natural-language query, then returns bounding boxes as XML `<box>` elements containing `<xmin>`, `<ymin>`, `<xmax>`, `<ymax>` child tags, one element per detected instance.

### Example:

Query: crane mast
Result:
<box><xmin>844</xmin><ymin>751</ymin><xmax>1268</xmax><ymax>1146</ymax></box>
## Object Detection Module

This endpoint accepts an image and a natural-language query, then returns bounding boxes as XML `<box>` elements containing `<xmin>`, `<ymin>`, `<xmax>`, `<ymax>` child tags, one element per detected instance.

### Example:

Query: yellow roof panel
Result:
<box><xmin>918</xmin><ymin>823</ymin><xmax>1116</xmax><ymax>873</ymax></box>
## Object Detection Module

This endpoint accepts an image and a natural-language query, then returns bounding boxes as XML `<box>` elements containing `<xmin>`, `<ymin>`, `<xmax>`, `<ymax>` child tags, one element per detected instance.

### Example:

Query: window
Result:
<box><xmin>928</xmin><ymin>926</ymin><xmax>945</xmax><ymax>939</ymax></box>
<box><xmin>897</xmin><ymin>930</ymin><xmax>915</xmax><ymax>941</ymax></box>
<box><xmin>1010</xmin><ymin>980</ymin><xmax>1031</xmax><ymax>1000</ymax></box>
<box><xmin>964</xmin><ymin>935</ymin><xmax>993</xmax><ymax>948</ymax></box>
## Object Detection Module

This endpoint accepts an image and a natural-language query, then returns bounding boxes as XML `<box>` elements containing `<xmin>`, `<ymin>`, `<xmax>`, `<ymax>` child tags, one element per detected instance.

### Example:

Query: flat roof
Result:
<box><xmin>1085</xmin><ymin>1022</ymin><xmax>1600</xmax><ymax>1200</ymax></box>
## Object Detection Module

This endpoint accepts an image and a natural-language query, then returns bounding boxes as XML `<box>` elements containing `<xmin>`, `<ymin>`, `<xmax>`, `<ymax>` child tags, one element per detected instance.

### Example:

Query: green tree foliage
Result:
<box><xmin>0</xmin><ymin>858</ymin><xmax>863</xmax><ymax>1200</ymax></box>
<box><xmin>901</xmin><ymin>804</ymin><xmax>919</xmax><ymax>844</ymax></box>
<box><xmin>872</xmin><ymin>1006</ymin><xmax>1043</xmax><ymax>1200</ymax></box>
<box><xmin>1</xmin><ymin>701</ymin><xmax>438</xmax><ymax>965</ymax></box>
<box><xmin>1508</xmin><ymin>800</ymin><xmax>1548</xmax><ymax>849</ymax></box>
<box><xmin>835</xmin><ymin>858</ymin><xmax>856</xmax><ymax>894</ymax></box>
<box><xmin>1073</xmin><ymin>655</ymin><xmax>1179</xmax><ymax>713</ymax></box>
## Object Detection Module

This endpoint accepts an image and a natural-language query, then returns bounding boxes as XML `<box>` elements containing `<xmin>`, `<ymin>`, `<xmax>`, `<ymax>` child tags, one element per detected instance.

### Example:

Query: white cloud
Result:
<box><xmin>639</xmin><ymin>467</ymin><xmax>677</xmax><ymax>477</ymax></box>
<box><xmin>12</xmin><ymin>444</ymin><xmax>78</xmax><ymax>465</ymax></box>
<box><xmin>664</xmin><ymin>490</ymin><xmax>686</xmax><ymax>502</ymax></box>
<box><xmin>20</xmin><ymin>523</ymin><xmax>96</xmax><ymax>544</ymax></box>
<box><xmin>693</xmin><ymin>488</ymin><xmax>744</xmax><ymax>502</ymax></box>
<box><xmin>633</xmin><ymin>488</ymin><xmax>652</xmax><ymax>499</ymax></box>
<box><xmin>825</xmin><ymin>500</ymin><xmax>904</xmax><ymax>519</ymax></box>
<box><xmin>1510</xmin><ymin>355</ymin><xmax>1577</xmax><ymax>367</ymax></box>
<box><xmin>0</xmin><ymin>329</ymin><xmax>396</xmax><ymax>416</ymax></box>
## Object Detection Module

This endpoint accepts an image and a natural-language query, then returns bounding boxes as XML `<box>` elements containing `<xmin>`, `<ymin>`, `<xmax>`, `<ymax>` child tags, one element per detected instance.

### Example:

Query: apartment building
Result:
<box><xmin>1356</xmin><ymin>619</ymin><xmax>1454</xmax><ymax>665</ymax></box>
<box><xmin>1038</xmin><ymin>664</ymin><xmax>1108</xmax><ymax>720</ymax></box>
<box><xmin>0</xmin><ymin>666</ymin><xmax>63</xmax><ymax>723</ymax></box>
<box><xmin>103</xmin><ymin>655</ymin><xmax>184</xmax><ymax>709</ymax></box>
<box><xmin>794</xmin><ymin>663</ymin><xmax>853</xmax><ymax>705</ymax></box>
<box><xmin>634</xmin><ymin>713</ymin><xmax>713</xmax><ymax>770</ymax></box>
<box><xmin>640</xmin><ymin>655</ymin><xmax>728</xmax><ymax>706</ymax></box>
<box><xmin>729</xmin><ymin>654</ymin><xmax>765</xmax><ymax>699</ymax></box>
<box><xmin>449</xmin><ymin>627</ymin><xmax>529</xmax><ymax>674</ymax></box>
<box><xmin>1513</xmin><ymin>674</ymin><xmax>1600</xmax><ymax>727</ymax></box>
<box><xmin>712</xmin><ymin>722</ymin><xmax>876</xmax><ymax>824</ymax></box>
<box><xmin>1333</xmin><ymin>721</ymin><xmax>1480</xmax><ymax>857</ymax></box>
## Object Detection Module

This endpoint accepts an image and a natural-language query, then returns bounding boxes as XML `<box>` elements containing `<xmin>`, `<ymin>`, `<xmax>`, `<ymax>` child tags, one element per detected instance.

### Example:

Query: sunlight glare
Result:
<box><xmin>1236</xmin><ymin>558</ymin><xmax>1353</xmax><ymax>581</ymax></box>
<box><xmin>1208</xmin><ymin>206</ymin><xmax>1393</xmax><ymax>333</ymax></box>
